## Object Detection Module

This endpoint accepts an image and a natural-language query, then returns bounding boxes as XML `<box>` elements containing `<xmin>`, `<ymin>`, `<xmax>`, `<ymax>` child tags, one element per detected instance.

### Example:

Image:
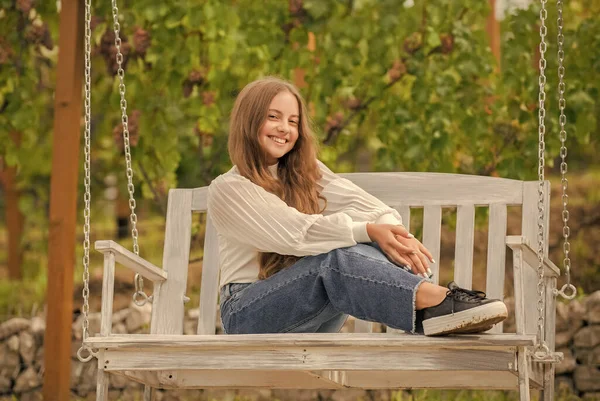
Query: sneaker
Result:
<box><xmin>421</xmin><ymin>281</ymin><xmax>508</xmax><ymax>336</ymax></box>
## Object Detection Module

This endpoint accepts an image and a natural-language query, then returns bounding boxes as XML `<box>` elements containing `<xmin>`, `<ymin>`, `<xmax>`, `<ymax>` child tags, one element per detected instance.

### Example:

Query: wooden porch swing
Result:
<box><xmin>77</xmin><ymin>1</ymin><xmax>578</xmax><ymax>401</ymax></box>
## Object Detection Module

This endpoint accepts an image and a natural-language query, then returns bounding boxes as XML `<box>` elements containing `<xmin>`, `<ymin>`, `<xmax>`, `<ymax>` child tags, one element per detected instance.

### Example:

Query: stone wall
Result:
<box><xmin>1</xmin><ymin>292</ymin><xmax>599</xmax><ymax>400</ymax></box>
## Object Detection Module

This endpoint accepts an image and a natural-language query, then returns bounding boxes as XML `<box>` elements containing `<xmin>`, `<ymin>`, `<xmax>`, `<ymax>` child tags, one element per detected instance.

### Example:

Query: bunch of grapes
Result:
<box><xmin>387</xmin><ymin>59</ymin><xmax>407</xmax><ymax>83</ymax></box>
<box><xmin>403</xmin><ymin>32</ymin><xmax>422</xmax><ymax>54</ymax></box>
<box><xmin>132</xmin><ymin>26</ymin><xmax>151</xmax><ymax>57</ymax></box>
<box><xmin>24</xmin><ymin>23</ymin><xmax>53</xmax><ymax>49</ymax></box>
<box><xmin>182</xmin><ymin>69</ymin><xmax>207</xmax><ymax>98</ymax></box>
<box><xmin>99</xmin><ymin>28</ymin><xmax>131</xmax><ymax>76</ymax></box>
<box><xmin>16</xmin><ymin>0</ymin><xmax>34</xmax><ymax>15</ymax></box>
<box><xmin>0</xmin><ymin>39</ymin><xmax>14</xmax><ymax>65</ymax></box>
<box><xmin>113</xmin><ymin>110</ymin><xmax>141</xmax><ymax>150</ymax></box>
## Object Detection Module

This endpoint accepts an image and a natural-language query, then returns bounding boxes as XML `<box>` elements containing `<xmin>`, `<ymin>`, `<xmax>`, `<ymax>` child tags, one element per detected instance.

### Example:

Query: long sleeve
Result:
<box><xmin>316</xmin><ymin>160</ymin><xmax>404</xmax><ymax>230</ymax></box>
<box><xmin>207</xmin><ymin>174</ymin><xmax>370</xmax><ymax>257</ymax></box>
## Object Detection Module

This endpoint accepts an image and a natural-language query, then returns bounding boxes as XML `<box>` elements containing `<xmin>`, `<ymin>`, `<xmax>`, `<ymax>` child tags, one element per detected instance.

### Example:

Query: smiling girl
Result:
<box><xmin>207</xmin><ymin>76</ymin><xmax>507</xmax><ymax>336</ymax></box>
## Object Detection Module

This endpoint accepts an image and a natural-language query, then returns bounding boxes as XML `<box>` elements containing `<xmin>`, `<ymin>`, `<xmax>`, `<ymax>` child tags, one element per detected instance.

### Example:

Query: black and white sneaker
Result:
<box><xmin>421</xmin><ymin>281</ymin><xmax>508</xmax><ymax>336</ymax></box>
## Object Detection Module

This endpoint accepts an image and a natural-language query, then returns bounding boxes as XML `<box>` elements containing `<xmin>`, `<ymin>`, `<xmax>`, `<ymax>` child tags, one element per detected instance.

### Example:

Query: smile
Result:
<box><xmin>268</xmin><ymin>136</ymin><xmax>288</xmax><ymax>145</ymax></box>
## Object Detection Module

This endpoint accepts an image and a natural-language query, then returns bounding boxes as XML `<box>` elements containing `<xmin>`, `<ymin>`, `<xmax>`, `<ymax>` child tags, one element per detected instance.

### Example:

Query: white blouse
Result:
<box><xmin>207</xmin><ymin>160</ymin><xmax>403</xmax><ymax>287</ymax></box>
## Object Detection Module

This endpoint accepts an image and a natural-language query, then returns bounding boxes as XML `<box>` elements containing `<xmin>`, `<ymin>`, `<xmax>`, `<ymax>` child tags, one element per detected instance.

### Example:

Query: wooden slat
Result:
<box><xmin>85</xmin><ymin>332</ymin><xmax>535</xmax><ymax>348</ymax></box>
<box><xmin>151</xmin><ymin>189</ymin><xmax>193</xmax><ymax>335</ymax></box>
<box><xmin>104</xmin><ymin>348</ymin><xmax>515</xmax><ymax>372</ymax></box>
<box><xmin>344</xmin><ymin>370</ymin><xmax>521</xmax><ymax>390</ymax></box>
<box><xmin>197</xmin><ymin>214</ymin><xmax>220</xmax><ymax>334</ymax></box>
<box><xmin>100</xmin><ymin>252</ymin><xmax>115</xmax><ymax>336</ymax></box>
<box><xmin>423</xmin><ymin>205</ymin><xmax>442</xmax><ymax>285</ymax></box>
<box><xmin>339</xmin><ymin>173</ymin><xmax>524</xmax><ymax>206</ymax></box>
<box><xmin>454</xmin><ymin>205</ymin><xmax>475</xmax><ymax>289</ymax></box>
<box><xmin>486</xmin><ymin>204</ymin><xmax>507</xmax><ymax>333</ymax></box>
<box><xmin>517</xmin><ymin>346</ymin><xmax>531</xmax><ymax>401</ymax></box>
<box><xmin>96</xmin><ymin>351</ymin><xmax>109</xmax><ymax>401</ymax></box>
<box><xmin>118</xmin><ymin>369</ymin><xmax>347</xmax><ymax>389</ymax></box>
<box><xmin>384</xmin><ymin>205</ymin><xmax>410</xmax><ymax>334</ymax></box>
<box><xmin>95</xmin><ymin>240</ymin><xmax>167</xmax><ymax>282</ymax></box>
<box><xmin>190</xmin><ymin>174</ymin><xmax>524</xmax><ymax>211</ymax></box>
<box><xmin>505</xmin><ymin>236</ymin><xmax>560</xmax><ymax>277</ymax></box>
<box><xmin>353</xmin><ymin>320</ymin><xmax>374</xmax><ymax>333</ymax></box>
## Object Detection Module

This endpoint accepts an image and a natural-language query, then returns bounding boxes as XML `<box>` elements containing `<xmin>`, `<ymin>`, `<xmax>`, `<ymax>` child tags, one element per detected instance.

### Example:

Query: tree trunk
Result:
<box><xmin>0</xmin><ymin>164</ymin><xmax>24</xmax><ymax>280</ymax></box>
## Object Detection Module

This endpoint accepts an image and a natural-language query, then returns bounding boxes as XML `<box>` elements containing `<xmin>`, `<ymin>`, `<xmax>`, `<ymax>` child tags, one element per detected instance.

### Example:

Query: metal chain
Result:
<box><xmin>534</xmin><ymin>0</ymin><xmax>549</xmax><ymax>358</ymax></box>
<box><xmin>555</xmin><ymin>0</ymin><xmax>577</xmax><ymax>301</ymax></box>
<box><xmin>76</xmin><ymin>0</ymin><xmax>95</xmax><ymax>363</ymax></box>
<box><xmin>110</xmin><ymin>0</ymin><xmax>149</xmax><ymax>306</ymax></box>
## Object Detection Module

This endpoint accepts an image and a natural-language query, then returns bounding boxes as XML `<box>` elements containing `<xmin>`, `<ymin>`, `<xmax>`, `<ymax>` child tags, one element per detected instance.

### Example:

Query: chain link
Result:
<box><xmin>77</xmin><ymin>0</ymin><xmax>94</xmax><ymax>363</ymax></box>
<box><xmin>535</xmin><ymin>0</ymin><xmax>549</xmax><ymax>357</ymax></box>
<box><xmin>110</xmin><ymin>0</ymin><xmax>149</xmax><ymax>306</ymax></box>
<box><xmin>555</xmin><ymin>0</ymin><xmax>577</xmax><ymax>301</ymax></box>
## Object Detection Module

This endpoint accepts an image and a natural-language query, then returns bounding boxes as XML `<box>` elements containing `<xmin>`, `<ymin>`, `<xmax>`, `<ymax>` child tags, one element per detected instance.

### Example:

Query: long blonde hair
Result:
<box><xmin>228</xmin><ymin>76</ymin><xmax>327</xmax><ymax>280</ymax></box>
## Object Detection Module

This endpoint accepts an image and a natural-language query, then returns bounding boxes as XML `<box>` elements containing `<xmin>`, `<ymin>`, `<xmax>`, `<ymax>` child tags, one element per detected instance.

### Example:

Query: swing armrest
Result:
<box><xmin>506</xmin><ymin>235</ymin><xmax>560</xmax><ymax>278</ymax></box>
<box><xmin>95</xmin><ymin>240</ymin><xmax>167</xmax><ymax>282</ymax></box>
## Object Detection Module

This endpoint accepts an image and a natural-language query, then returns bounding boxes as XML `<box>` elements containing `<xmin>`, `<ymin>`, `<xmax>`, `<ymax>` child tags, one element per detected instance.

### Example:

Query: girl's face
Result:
<box><xmin>258</xmin><ymin>91</ymin><xmax>300</xmax><ymax>165</ymax></box>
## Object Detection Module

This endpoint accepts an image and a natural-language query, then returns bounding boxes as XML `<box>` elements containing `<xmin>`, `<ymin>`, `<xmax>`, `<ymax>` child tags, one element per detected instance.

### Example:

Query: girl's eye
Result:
<box><xmin>269</xmin><ymin>114</ymin><xmax>278</xmax><ymax>119</ymax></box>
<box><xmin>290</xmin><ymin>120</ymin><xmax>298</xmax><ymax>125</ymax></box>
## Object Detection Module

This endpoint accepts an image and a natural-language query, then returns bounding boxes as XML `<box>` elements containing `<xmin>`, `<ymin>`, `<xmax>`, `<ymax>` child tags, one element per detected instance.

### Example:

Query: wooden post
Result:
<box><xmin>42</xmin><ymin>0</ymin><xmax>84</xmax><ymax>399</ymax></box>
<box><xmin>486</xmin><ymin>0</ymin><xmax>501</xmax><ymax>71</ymax></box>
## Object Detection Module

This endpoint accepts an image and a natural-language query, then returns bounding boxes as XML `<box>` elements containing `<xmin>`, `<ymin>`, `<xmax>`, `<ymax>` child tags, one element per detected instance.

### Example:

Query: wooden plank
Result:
<box><xmin>487</xmin><ymin>204</ymin><xmax>507</xmax><ymax>333</ymax></box>
<box><xmin>151</xmin><ymin>189</ymin><xmax>193</xmax><ymax>335</ymax></box>
<box><xmin>43</xmin><ymin>0</ymin><xmax>85</xmax><ymax>398</ymax></box>
<box><xmin>95</xmin><ymin>240</ymin><xmax>167</xmax><ymax>282</ymax></box>
<box><xmin>512</xmin><ymin>248</ymin><xmax>526</xmax><ymax>334</ymax></box>
<box><xmin>344</xmin><ymin>370</ymin><xmax>519</xmax><ymax>390</ymax></box>
<box><xmin>506</xmin><ymin>236</ymin><xmax>560</xmax><ymax>277</ymax></box>
<box><xmin>454</xmin><ymin>205</ymin><xmax>475</xmax><ymax>289</ymax></box>
<box><xmin>197</xmin><ymin>214</ymin><xmax>220</xmax><ymax>334</ymax></box>
<box><xmin>120</xmin><ymin>369</ymin><xmax>347</xmax><ymax>389</ymax></box>
<box><xmin>100</xmin><ymin>252</ymin><xmax>115</xmax><ymax>336</ymax></box>
<box><xmin>191</xmin><ymin>174</ymin><xmax>524</xmax><ymax>211</ymax></box>
<box><xmin>85</xmin><ymin>332</ymin><xmax>535</xmax><ymax>349</ymax></box>
<box><xmin>96</xmin><ymin>351</ymin><xmax>109</xmax><ymax>401</ymax></box>
<box><xmin>104</xmin><ymin>347</ymin><xmax>515</xmax><ymax>371</ymax></box>
<box><xmin>542</xmin><ymin>276</ymin><xmax>557</xmax><ymax>401</ymax></box>
<box><xmin>517</xmin><ymin>346</ymin><xmax>531</xmax><ymax>401</ymax></box>
<box><xmin>423</xmin><ymin>205</ymin><xmax>442</xmax><ymax>285</ymax></box>
<box><xmin>353</xmin><ymin>320</ymin><xmax>374</xmax><ymax>333</ymax></box>
<box><xmin>385</xmin><ymin>206</ymin><xmax>410</xmax><ymax>334</ymax></box>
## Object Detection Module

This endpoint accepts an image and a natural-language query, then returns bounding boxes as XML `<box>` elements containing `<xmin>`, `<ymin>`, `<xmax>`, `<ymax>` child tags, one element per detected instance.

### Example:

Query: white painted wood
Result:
<box><xmin>96</xmin><ymin>350</ymin><xmax>109</xmax><ymax>401</ymax></box>
<box><xmin>343</xmin><ymin>370</ymin><xmax>520</xmax><ymax>390</ymax></box>
<box><xmin>100</xmin><ymin>252</ymin><xmax>115</xmax><ymax>336</ymax></box>
<box><xmin>423</xmin><ymin>205</ymin><xmax>442</xmax><ymax>285</ymax></box>
<box><xmin>197</xmin><ymin>213</ymin><xmax>220</xmax><ymax>334</ymax></box>
<box><xmin>151</xmin><ymin>189</ymin><xmax>193</xmax><ymax>335</ymax></box>
<box><xmin>385</xmin><ymin>206</ymin><xmax>411</xmax><ymax>335</ymax></box>
<box><xmin>353</xmin><ymin>320</ymin><xmax>374</xmax><ymax>333</ymax></box>
<box><xmin>143</xmin><ymin>386</ymin><xmax>155</xmax><ymax>401</ymax></box>
<box><xmin>542</xmin><ymin>276</ymin><xmax>557</xmax><ymax>401</ymax></box>
<box><xmin>190</xmin><ymin>173</ymin><xmax>525</xmax><ymax>211</ymax></box>
<box><xmin>512</xmin><ymin>248</ymin><xmax>526</xmax><ymax>335</ymax></box>
<box><xmin>454</xmin><ymin>204</ymin><xmax>475</xmax><ymax>289</ymax></box>
<box><xmin>85</xmin><ymin>332</ymin><xmax>535</xmax><ymax>348</ymax></box>
<box><xmin>517</xmin><ymin>346</ymin><xmax>531</xmax><ymax>401</ymax></box>
<box><xmin>397</xmin><ymin>206</ymin><xmax>410</xmax><ymax>231</ymax></box>
<box><xmin>506</xmin><ymin>236</ymin><xmax>560</xmax><ymax>277</ymax></box>
<box><xmin>121</xmin><ymin>369</ymin><xmax>347</xmax><ymax>389</ymax></box>
<box><xmin>95</xmin><ymin>240</ymin><xmax>167</xmax><ymax>282</ymax></box>
<box><xmin>487</xmin><ymin>204</ymin><xmax>507</xmax><ymax>333</ymax></box>
<box><xmin>104</xmin><ymin>347</ymin><xmax>515</xmax><ymax>371</ymax></box>
<box><xmin>338</xmin><ymin>173</ymin><xmax>524</xmax><ymax>206</ymax></box>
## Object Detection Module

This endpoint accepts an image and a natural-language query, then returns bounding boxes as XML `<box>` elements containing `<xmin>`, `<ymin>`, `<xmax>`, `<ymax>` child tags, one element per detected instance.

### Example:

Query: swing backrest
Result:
<box><xmin>150</xmin><ymin>173</ymin><xmax>550</xmax><ymax>337</ymax></box>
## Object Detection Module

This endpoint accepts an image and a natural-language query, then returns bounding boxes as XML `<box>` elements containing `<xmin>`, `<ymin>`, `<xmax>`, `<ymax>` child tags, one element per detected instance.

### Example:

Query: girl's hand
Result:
<box><xmin>366</xmin><ymin>223</ymin><xmax>434</xmax><ymax>277</ymax></box>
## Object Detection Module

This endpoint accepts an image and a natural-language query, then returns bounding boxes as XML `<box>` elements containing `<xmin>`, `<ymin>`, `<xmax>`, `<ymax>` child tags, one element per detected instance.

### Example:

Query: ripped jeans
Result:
<box><xmin>219</xmin><ymin>242</ymin><xmax>426</xmax><ymax>334</ymax></box>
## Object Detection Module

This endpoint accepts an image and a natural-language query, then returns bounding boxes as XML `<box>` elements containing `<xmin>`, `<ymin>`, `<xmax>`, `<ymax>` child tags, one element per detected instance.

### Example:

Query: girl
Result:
<box><xmin>207</xmin><ymin>76</ymin><xmax>507</xmax><ymax>336</ymax></box>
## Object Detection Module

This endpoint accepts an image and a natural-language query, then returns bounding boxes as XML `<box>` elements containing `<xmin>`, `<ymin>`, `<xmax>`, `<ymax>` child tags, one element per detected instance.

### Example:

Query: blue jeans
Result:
<box><xmin>219</xmin><ymin>242</ymin><xmax>426</xmax><ymax>334</ymax></box>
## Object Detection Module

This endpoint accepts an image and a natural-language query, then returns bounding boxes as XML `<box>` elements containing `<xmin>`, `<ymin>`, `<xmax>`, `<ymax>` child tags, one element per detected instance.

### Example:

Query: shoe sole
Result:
<box><xmin>422</xmin><ymin>301</ymin><xmax>508</xmax><ymax>336</ymax></box>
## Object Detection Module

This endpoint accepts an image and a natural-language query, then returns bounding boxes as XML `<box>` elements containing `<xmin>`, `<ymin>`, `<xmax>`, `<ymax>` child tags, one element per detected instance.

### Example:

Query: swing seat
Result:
<box><xmin>86</xmin><ymin>172</ymin><xmax>561</xmax><ymax>401</ymax></box>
